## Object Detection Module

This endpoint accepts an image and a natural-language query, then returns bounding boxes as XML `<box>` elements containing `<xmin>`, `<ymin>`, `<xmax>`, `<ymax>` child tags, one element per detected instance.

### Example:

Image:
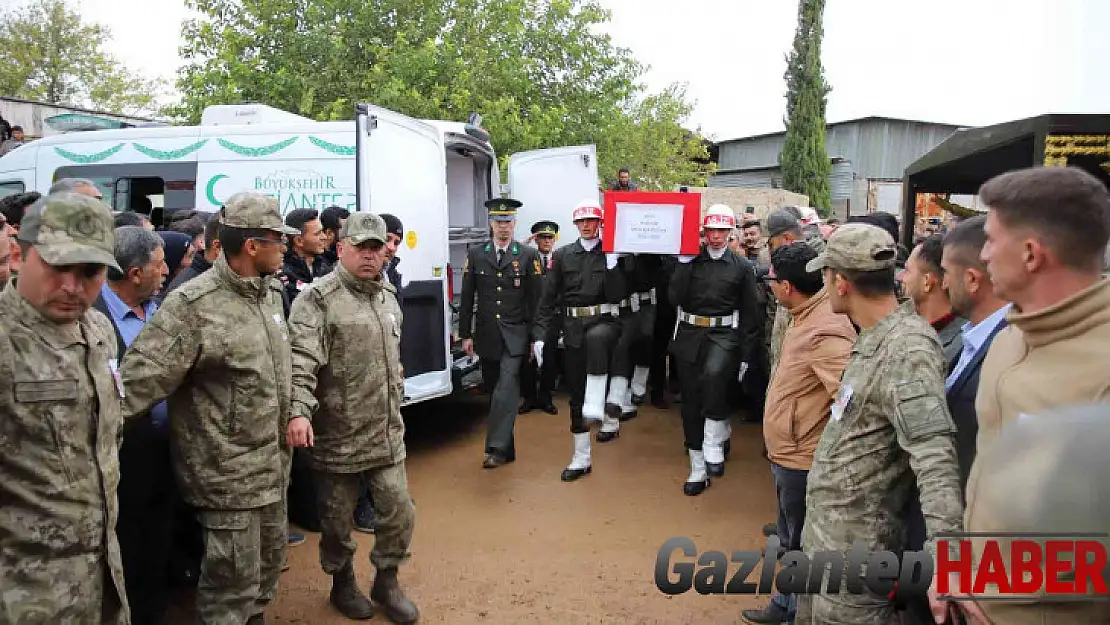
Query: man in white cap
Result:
<box><xmin>669</xmin><ymin>204</ymin><xmax>762</xmax><ymax>495</ymax></box>
<box><xmin>532</xmin><ymin>198</ymin><xmax>627</xmax><ymax>481</ymax></box>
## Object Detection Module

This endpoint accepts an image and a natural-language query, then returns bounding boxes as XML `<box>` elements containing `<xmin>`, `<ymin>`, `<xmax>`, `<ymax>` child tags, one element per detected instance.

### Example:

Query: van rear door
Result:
<box><xmin>507</xmin><ymin>145</ymin><xmax>599</xmax><ymax>248</ymax></box>
<box><xmin>355</xmin><ymin>104</ymin><xmax>452</xmax><ymax>406</ymax></box>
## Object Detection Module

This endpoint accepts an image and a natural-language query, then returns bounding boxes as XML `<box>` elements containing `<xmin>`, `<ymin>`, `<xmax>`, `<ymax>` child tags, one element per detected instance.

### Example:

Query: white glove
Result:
<box><xmin>738</xmin><ymin>362</ymin><xmax>749</xmax><ymax>382</ymax></box>
<box><xmin>533</xmin><ymin>341</ymin><xmax>544</xmax><ymax>368</ymax></box>
<box><xmin>605</xmin><ymin>253</ymin><xmax>620</xmax><ymax>270</ymax></box>
<box><xmin>677</xmin><ymin>255</ymin><xmax>695</xmax><ymax>264</ymax></box>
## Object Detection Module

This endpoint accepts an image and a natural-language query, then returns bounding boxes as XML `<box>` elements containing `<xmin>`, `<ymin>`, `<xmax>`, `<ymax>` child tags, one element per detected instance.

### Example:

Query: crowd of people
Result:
<box><xmin>2</xmin><ymin>163</ymin><xmax>1110</xmax><ymax>625</ymax></box>
<box><xmin>0</xmin><ymin>180</ymin><xmax>417</xmax><ymax>624</ymax></box>
<box><xmin>455</xmin><ymin>165</ymin><xmax>1110</xmax><ymax>625</ymax></box>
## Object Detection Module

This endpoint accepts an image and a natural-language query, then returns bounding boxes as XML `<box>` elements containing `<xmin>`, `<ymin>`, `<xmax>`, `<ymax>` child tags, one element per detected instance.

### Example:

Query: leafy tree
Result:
<box><xmin>170</xmin><ymin>0</ymin><xmax>712</xmax><ymax>189</ymax></box>
<box><xmin>0</xmin><ymin>0</ymin><xmax>165</xmax><ymax>117</ymax></box>
<box><xmin>779</xmin><ymin>0</ymin><xmax>832</xmax><ymax>214</ymax></box>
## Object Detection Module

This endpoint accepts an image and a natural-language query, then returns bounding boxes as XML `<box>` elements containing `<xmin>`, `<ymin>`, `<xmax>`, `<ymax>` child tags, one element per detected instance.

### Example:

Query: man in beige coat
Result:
<box><xmin>951</xmin><ymin>165</ymin><xmax>1110</xmax><ymax>625</ymax></box>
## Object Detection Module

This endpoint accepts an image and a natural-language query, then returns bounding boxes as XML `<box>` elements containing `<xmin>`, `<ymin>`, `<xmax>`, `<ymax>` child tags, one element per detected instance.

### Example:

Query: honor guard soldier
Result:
<box><xmin>520</xmin><ymin>220</ymin><xmax>561</xmax><ymax>414</ymax></box>
<box><xmin>533</xmin><ymin>199</ymin><xmax>627</xmax><ymax>481</ymax></box>
<box><xmin>459</xmin><ymin>198</ymin><xmax>543</xmax><ymax>469</ymax></box>
<box><xmin>669</xmin><ymin>204</ymin><xmax>761</xmax><ymax>495</ymax></box>
<box><xmin>607</xmin><ymin>252</ymin><xmax>664</xmax><ymax>418</ymax></box>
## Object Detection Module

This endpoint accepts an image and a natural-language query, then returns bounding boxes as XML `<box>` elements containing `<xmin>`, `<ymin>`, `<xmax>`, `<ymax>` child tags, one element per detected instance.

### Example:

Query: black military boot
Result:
<box><xmin>371</xmin><ymin>567</ymin><xmax>420</xmax><ymax>623</ymax></box>
<box><xmin>330</xmin><ymin>563</ymin><xmax>374</xmax><ymax>620</ymax></box>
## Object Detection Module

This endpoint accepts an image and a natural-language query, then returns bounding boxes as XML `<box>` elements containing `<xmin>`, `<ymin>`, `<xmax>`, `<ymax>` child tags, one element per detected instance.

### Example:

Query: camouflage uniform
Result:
<box><xmin>768</xmin><ymin>233</ymin><xmax>826</xmax><ymax>378</ymax></box>
<box><xmin>0</xmin><ymin>194</ymin><xmax>129</xmax><ymax>624</ymax></box>
<box><xmin>119</xmin><ymin>192</ymin><xmax>298</xmax><ymax>625</ymax></box>
<box><xmin>288</xmin><ymin>215</ymin><xmax>414</xmax><ymax>573</ymax></box>
<box><xmin>289</xmin><ymin>213</ymin><xmax>418</xmax><ymax>622</ymax></box>
<box><xmin>795</xmin><ymin>224</ymin><xmax>963</xmax><ymax>625</ymax></box>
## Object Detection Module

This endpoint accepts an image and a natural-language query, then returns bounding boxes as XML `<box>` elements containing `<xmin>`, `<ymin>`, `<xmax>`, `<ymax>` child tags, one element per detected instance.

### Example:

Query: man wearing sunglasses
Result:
<box><xmin>0</xmin><ymin>192</ymin><xmax>129</xmax><ymax>622</ymax></box>
<box><xmin>119</xmin><ymin>191</ymin><xmax>298</xmax><ymax>625</ymax></box>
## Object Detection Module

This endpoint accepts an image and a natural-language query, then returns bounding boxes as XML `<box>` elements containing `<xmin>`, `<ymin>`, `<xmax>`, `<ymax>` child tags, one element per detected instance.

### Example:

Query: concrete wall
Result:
<box><xmin>684</xmin><ymin>186</ymin><xmax>810</xmax><ymax>223</ymax></box>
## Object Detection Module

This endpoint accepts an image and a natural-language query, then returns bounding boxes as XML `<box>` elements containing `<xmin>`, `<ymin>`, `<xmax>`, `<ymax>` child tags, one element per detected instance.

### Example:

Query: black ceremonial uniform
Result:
<box><xmin>533</xmin><ymin>237</ymin><xmax>626</xmax><ymax>478</ymax></box>
<box><xmin>520</xmin><ymin>222</ymin><xmax>562</xmax><ymax>414</ymax></box>
<box><xmin>459</xmin><ymin>202</ymin><xmax>543</xmax><ymax>468</ymax></box>
<box><xmin>669</xmin><ymin>245</ymin><xmax>761</xmax><ymax>481</ymax></box>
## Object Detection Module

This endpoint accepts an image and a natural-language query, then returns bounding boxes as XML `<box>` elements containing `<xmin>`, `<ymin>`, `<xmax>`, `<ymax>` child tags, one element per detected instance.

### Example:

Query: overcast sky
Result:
<box><xmin>55</xmin><ymin>0</ymin><xmax>1110</xmax><ymax>141</ymax></box>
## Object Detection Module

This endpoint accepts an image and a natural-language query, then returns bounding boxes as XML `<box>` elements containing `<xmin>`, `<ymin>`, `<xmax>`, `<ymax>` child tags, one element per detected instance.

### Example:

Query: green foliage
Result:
<box><xmin>168</xmin><ymin>0</ymin><xmax>712</xmax><ymax>189</ymax></box>
<box><xmin>0</xmin><ymin>0</ymin><xmax>165</xmax><ymax>117</ymax></box>
<box><xmin>780</xmin><ymin>0</ymin><xmax>832</xmax><ymax>214</ymax></box>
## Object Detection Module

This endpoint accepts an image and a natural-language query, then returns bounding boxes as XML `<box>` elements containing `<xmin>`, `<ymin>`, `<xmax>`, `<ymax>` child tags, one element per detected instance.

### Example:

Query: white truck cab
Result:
<box><xmin>0</xmin><ymin>102</ymin><xmax>599</xmax><ymax>406</ymax></box>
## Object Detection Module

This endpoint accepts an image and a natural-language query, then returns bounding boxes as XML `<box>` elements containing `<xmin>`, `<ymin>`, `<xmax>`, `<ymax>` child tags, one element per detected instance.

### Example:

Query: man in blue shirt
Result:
<box><xmin>93</xmin><ymin>225</ymin><xmax>173</xmax><ymax>625</ymax></box>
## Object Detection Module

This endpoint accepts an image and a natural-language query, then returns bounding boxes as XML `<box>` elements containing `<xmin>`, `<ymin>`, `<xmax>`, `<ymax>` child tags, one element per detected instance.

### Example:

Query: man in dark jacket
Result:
<box><xmin>163</xmin><ymin>217</ymin><xmax>220</xmax><ymax>297</ymax></box>
<box><xmin>319</xmin><ymin>206</ymin><xmax>350</xmax><ymax>266</ymax></box>
<box><xmin>379</xmin><ymin>213</ymin><xmax>404</xmax><ymax>296</ymax></box>
<box><xmin>279</xmin><ymin>208</ymin><xmax>334</xmax><ymax>315</ymax></box>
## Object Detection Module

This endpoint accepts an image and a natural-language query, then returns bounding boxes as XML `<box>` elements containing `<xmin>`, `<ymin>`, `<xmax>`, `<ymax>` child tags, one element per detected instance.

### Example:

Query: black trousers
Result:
<box><xmin>481</xmin><ymin>355</ymin><xmax>523</xmax><ymax>457</ymax></box>
<box><xmin>117</xmin><ymin>417</ymin><xmax>175</xmax><ymax>625</ymax></box>
<box><xmin>770</xmin><ymin>463</ymin><xmax>808</xmax><ymax>616</ymax></box>
<box><xmin>519</xmin><ymin>340</ymin><xmax>559</xmax><ymax>405</ymax></box>
<box><xmin>564</xmin><ymin>320</ymin><xmax>621</xmax><ymax>434</ymax></box>
<box><xmin>649</xmin><ymin>303</ymin><xmax>678</xmax><ymax>396</ymax></box>
<box><xmin>677</xmin><ymin>340</ymin><xmax>738</xmax><ymax>449</ymax></box>
<box><xmin>609</xmin><ymin>309</ymin><xmax>639</xmax><ymax>378</ymax></box>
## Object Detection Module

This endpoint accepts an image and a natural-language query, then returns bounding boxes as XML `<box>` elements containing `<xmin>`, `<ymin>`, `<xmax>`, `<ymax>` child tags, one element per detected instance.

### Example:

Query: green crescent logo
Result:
<box><xmin>206</xmin><ymin>174</ymin><xmax>229</xmax><ymax>206</ymax></box>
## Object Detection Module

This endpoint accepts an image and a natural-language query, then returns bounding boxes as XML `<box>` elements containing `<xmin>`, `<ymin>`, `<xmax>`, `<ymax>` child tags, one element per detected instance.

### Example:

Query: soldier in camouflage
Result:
<box><xmin>0</xmin><ymin>193</ymin><xmax>128</xmax><ymax>623</ymax></box>
<box><xmin>795</xmin><ymin>223</ymin><xmax>963</xmax><ymax>624</ymax></box>
<box><xmin>119</xmin><ymin>191</ymin><xmax>298</xmax><ymax>625</ymax></box>
<box><xmin>286</xmin><ymin>212</ymin><xmax>419</xmax><ymax>624</ymax></box>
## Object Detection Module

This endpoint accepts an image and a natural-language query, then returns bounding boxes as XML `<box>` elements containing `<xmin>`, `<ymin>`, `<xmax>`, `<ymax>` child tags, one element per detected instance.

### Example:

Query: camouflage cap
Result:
<box><xmin>339</xmin><ymin>212</ymin><xmax>388</xmax><ymax>245</ymax></box>
<box><xmin>219</xmin><ymin>192</ymin><xmax>299</xmax><ymax>235</ymax></box>
<box><xmin>16</xmin><ymin>192</ymin><xmax>121</xmax><ymax>272</ymax></box>
<box><xmin>805</xmin><ymin>222</ymin><xmax>896</xmax><ymax>273</ymax></box>
<box><xmin>969</xmin><ymin>403</ymin><xmax>1110</xmax><ymax>550</ymax></box>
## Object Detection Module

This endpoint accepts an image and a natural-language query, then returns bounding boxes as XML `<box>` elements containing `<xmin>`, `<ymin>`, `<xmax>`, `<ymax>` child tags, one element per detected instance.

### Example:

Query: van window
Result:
<box><xmin>54</xmin><ymin>163</ymin><xmax>198</xmax><ymax>227</ymax></box>
<box><xmin>0</xmin><ymin>181</ymin><xmax>25</xmax><ymax>198</ymax></box>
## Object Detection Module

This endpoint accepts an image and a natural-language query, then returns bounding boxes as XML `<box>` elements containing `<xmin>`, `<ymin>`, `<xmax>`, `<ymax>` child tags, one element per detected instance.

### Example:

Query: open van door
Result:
<box><xmin>508</xmin><ymin>145</ymin><xmax>599</xmax><ymax>248</ymax></box>
<box><xmin>355</xmin><ymin>104</ymin><xmax>453</xmax><ymax>406</ymax></box>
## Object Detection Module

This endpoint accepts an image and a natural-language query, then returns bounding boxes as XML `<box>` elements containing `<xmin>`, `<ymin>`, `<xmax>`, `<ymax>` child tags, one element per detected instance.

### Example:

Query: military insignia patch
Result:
<box><xmin>533</xmin><ymin>258</ymin><xmax>541</xmax><ymax>274</ymax></box>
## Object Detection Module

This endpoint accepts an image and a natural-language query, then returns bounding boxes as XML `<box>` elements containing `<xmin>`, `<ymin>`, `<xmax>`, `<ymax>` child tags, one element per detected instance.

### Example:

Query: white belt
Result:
<box><xmin>678</xmin><ymin>310</ymin><xmax>736</xmax><ymax>329</ymax></box>
<box><xmin>565</xmin><ymin>303</ymin><xmax>619</xmax><ymax>318</ymax></box>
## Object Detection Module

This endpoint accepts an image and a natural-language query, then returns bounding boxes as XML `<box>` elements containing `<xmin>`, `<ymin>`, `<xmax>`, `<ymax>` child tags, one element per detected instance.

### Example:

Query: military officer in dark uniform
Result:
<box><xmin>520</xmin><ymin>220</ymin><xmax>561</xmax><ymax>415</ymax></box>
<box><xmin>670</xmin><ymin>205</ymin><xmax>761</xmax><ymax>496</ymax></box>
<box><xmin>533</xmin><ymin>199</ymin><xmax>627</xmax><ymax>481</ymax></box>
<box><xmin>459</xmin><ymin>198</ymin><xmax>543</xmax><ymax>469</ymax></box>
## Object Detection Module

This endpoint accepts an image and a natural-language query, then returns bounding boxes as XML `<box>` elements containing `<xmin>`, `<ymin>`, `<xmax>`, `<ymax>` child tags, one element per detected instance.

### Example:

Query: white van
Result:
<box><xmin>0</xmin><ymin>103</ymin><xmax>599</xmax><ymax>406</ymax></box>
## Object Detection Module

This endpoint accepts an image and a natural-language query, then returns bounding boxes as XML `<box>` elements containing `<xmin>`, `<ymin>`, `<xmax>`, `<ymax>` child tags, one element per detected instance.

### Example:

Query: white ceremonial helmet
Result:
<box><xmin>572</xmin><ymin>199</ymin><xmax>604</xmax><ymax>222</ymax></box>
<box><xmin>703</xmin><ymin>204</ymin><xmax>736</xmax><ymax>230</ymax></box>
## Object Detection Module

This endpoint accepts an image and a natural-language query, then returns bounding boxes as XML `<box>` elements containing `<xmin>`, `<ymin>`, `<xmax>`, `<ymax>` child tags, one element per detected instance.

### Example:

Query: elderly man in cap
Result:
<box><xmin>119</xmin><ymin>191</ymin><xmax>298</xmax><ymax>625</ymax></box>
<box><xmin>459</xmin><ymin>198</ymin><xmax>543</xmax><ymax>468</ymax></box>
<box><xmin>0</xmin><ymin>192</ymin><xmax>130</xmax><ymax>623</ymax></box>
<box><xmin>286</xmin><ymin>213</ymin><xmax>419</xmax><ymax>623</ymax></box>
<box><xmin>795</xmin><ymin>223</ymin><xmax>962</xmax><ymax>625</ymax></box>
<box><xmin>520</xmin><ymin>220</ymin><xmax>562</xmax><ymax>415</ymax></box>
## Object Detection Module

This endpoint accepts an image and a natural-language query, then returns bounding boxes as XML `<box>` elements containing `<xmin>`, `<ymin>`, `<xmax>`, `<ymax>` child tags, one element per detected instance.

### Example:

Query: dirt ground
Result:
<box><xmin>167</xmin><ymin>392</ymin><xmax>779</xmax><ymax>624</ymax></box>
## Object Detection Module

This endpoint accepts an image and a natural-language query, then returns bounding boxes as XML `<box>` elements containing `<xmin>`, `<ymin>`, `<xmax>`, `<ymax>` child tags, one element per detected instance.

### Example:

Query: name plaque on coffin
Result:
<box><xmin>600</xmin><ymin>191</ymin><xmax>703</xmax><ymax>255</ymax></box>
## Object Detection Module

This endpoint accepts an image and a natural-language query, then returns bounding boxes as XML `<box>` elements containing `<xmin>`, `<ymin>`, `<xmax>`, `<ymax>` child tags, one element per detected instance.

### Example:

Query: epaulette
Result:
<box><xmin>177</xmin><ymin>271</ymin><xmax>221</xmax><ymax>303</ymax></box>
<box><xmin>311</xmin><ymin>272</ymin><xmax>343</xmax><ymax>298</ymax></box>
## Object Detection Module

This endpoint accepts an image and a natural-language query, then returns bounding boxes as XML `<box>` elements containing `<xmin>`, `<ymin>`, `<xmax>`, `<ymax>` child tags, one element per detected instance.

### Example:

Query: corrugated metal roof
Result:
<box><xmin>718</xmin><ymin>118</ymin><xmax>961</xmax><ymax>180</ymax></box>
<box><xmin>715</xmin><ymin>115</ymin><xmax>969</xmax><ymax>145</ymax></box>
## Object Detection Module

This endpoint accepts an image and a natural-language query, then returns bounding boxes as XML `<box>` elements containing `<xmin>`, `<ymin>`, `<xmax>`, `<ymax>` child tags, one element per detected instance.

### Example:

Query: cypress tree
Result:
<box><xmin>780</xmin><ymin>0</ymin><xmax>832</xmax><ymax>215</ymax></box>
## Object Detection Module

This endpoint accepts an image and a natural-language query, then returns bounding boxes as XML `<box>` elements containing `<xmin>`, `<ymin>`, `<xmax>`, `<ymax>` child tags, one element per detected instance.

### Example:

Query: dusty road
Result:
<box><xmin>169</xmin><ymin>393</ymin><xmax>779</xmax><ymax>624</ymax></box>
